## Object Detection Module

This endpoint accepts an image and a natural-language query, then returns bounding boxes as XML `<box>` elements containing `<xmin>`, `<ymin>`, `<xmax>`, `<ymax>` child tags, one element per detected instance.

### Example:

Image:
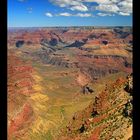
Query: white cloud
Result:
<box><xmin>45</xmin><ymin>12</ymin><xmax>53</xmax><ymax>17</ymax></box>
<box><xmin>57</xmin><ymin>12</ymin><xmax>93</xmax><ymax>17</ymax></box>
<box><xmin>75</xmin><ymin>13</ymin><xmax>93</xmax><ymax>17</ymax></box>
<box><xmin>119</xmin><ymin>12</ymin><xmax>130</xmax><ymax>16</ymax></box>
<box><xmin>96</xmin><ymin>4</ymin><xmax>119</xmax><ymax>13</ymax></box>
<box><xmin>118</xmin><ymin>0</ymin><xmax>132</xmax><ymax>14</ymax></box>
<box><xmin>83</xmin><ymin>0</ymin><xmax>111</xmax><ymax>4</ymax></box>
<box><xmin>97</xmin><ymin>12</ymin><xmax>114</xmax><ymax>16</ymax></box>
<box><xmin>50</xmin><ymin>0</ymin><xmax>88</xmax><ymax>12</ymax></box>
<box><xmin>95</xmin><ymin>0</ymin><xmax>132</xmax><ymax>15</ymax></box>
<box><xmin>70</xmin><ymin>5</ymin><xmax>88</xmax><ymax>11</ymax></box>
<box><xmin>58</xmin><ymin>12</ymin><xmax>72</xmax><ymax>16</ymax></box>
<box><xmin>49</xmin><ymin>0</ymin><xmax>132</xmax><ymax>16</ymax></box>
<box><xmin>50</xmin><ymin>0</ymin><xmax>80</xmax><ymax>7</ymax></box>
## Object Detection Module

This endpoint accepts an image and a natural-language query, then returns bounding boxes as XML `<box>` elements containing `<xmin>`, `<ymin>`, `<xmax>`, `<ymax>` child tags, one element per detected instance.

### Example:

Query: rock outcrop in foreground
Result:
<box><xmin>59</xmin><ymin>74</ymin><xmax>133</xmax><ymax>140</ymax></box>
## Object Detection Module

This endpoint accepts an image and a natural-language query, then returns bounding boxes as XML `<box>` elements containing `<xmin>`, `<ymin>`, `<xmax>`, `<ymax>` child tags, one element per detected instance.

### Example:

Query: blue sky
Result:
<box><xmin>8</xmin><ymin>0</ymin><xmax>132</xmax><ymax>27</ymax></box>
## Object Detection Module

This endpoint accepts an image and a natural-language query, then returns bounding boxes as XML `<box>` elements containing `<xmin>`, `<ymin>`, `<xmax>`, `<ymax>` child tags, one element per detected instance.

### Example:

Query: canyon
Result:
<box><xmin>8</xmin><ymin>26</ymin><xmax>132</xmax><ymax>140</ymax></box>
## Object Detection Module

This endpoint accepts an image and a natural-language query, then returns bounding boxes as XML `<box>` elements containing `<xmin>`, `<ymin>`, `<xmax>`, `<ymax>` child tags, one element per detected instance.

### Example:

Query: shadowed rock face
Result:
<box><xmin>102</xmin><ymin>40</ymin><xmax>108</xmax><ymax>45</ymax></box>
<box><xmin>123</xmin><ymin>100</ymin><xmax>133</xmax><ymax>118</ymax></box>
<box><xmin>49</xmin><ymin>38</ymin><xmax>58</xmax><ymax>46</ymax></box>
<box><xmin>82</xmin><ymin>85</ymin><xmax>94</xmax><ymax>94</ymax></box>
<box><xmin>16</xmin><ymin>40</ymin><xmax>25</xmax><ymax>48</ymax></box>
<box><xmin>65</xmin><ymin>40</ymin><xmax>86</xmax><ymax>48</ymax></box>
<box><xmin>124</xmin><ymin>74</ymin><xmax>133</xmax><ymax>94</ymax></box>
<box><xmin>113</xmin><ymin>28</ymin><xmax>132</xmax><ymax>38</ymax></box>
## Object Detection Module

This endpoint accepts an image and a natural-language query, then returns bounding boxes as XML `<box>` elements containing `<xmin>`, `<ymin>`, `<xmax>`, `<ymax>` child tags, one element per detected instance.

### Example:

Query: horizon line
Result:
<box><xmin>8</xmin><ymin>25</ymin><xmax>132</xmax><ymax>28</ymax></box>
